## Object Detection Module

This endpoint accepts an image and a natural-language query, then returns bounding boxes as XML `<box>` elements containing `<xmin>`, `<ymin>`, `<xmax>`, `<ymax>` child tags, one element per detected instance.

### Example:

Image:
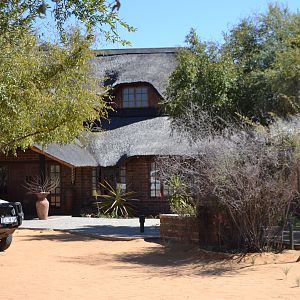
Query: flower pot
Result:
<box><xmin>35</xmin><ymin>192</ymin><xmax>50</xmax><ymax>220</ymax></box>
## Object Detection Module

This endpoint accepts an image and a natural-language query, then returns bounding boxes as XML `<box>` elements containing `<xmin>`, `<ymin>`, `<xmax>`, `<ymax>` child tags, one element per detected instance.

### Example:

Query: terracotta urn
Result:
<box><xmin>35</xmin><ymin>192</ymin><xmax>50</xmax><ymax>220</ymax></box>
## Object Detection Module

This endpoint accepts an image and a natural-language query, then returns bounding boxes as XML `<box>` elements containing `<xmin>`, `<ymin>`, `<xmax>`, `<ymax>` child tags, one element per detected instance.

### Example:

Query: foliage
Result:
<box><xmin>0</xmin><ymin>27</ymin><xmax>110</xmax><ymax>154</ymax></box>
<box><xmin>167</xmin><ymin>175</ymin><xmax>196</xmax><ymax>216</ymax></box>
<box><xmin>96</xmin><ymin>181</ymin><xmax>136</xmax><ymax>218</ymax></box>
<box><xmin>158</xmin><ymin>110</ymin><xmax>300</xmax><ymax>252</ymax></box>
<box><xmin>164</xmin><ymin>29</ymin><xmax>236</xmax><ymax>124</ymax></box>
<box><xmin>164</xmin><ymin>4</ymin><xmax>300</xmax><ymax>126</ymax></box>
<box><xmin>0</xmin><ymin>0</ymin><xmax>135</xmax><ymax>44</ymax></box>
<box><xmin>0</xmin><ymin>1</ymin><xmax>134</xmax><ymax>154</ymax></box>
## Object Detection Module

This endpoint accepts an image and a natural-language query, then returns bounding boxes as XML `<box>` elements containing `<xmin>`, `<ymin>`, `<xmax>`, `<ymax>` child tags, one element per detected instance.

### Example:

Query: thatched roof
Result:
<box><xmin>92</xmin><ymin>48</ymin><xmax>178</xmax><ymax>97</ymax></box>
<box><xmin>32</xmin><ymin>140</ymin><xmax>97</xmax><ymax>168</ymax></box>
<box><xmin>32</xmin><ymin>118</ymin><xmax>194</xmax><ymax>168</ymax></box>
<box><xmin>87</xmin><ymin>117</ymin><xmax>194</xmax><ymax>167</ymax></box>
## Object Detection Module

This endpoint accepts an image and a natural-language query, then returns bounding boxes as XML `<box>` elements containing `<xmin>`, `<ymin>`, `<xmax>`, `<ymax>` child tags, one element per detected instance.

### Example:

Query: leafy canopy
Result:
<box><xmin>0</xmin><ymin>1</ymin><xmax>133</xmax><ymax>154</ymax></box>
<box><xmin>164</xmin><ymin>4</ymin><xmax>300</xmax><ymax>125</ymax></box>
<box><xmin>0</xmin><ymin>28</ymin><xmax>109</xmax><ymax>153</ymax></box>
<box><xmin>0</xmin><ymin>0</ymin><xmax>135</xmax><ymax>45</ymax></box>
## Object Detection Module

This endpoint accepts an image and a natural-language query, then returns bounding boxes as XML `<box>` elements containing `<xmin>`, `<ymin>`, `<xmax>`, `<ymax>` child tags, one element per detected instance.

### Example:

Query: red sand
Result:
<box><xmin>1</xmin><ymin>229</ymin><xmax>300</xmax><ymax>299</ymax></box>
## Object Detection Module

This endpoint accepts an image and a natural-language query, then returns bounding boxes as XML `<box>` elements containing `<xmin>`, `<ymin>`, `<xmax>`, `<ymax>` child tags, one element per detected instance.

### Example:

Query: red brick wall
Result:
<box><xmin>160</xmin><ymin>212</ymin><xmax>220</xmax><ymax>246</ymax></box>
<box><xmin>125</xmin><ymin>156</ymin><xmax>170</xmax><ymax>216</ymax></box>
<box><xmin>0</xmin><ymin>150</ymin><xmax>170</xmax><ymax>216</ymax></box>
<box><xmin>160</xmin><ymin>215</ymin><xmax>200</xmax><ymax>243</ymax></box>
<box><xmin>0</xmin><ymin>149</ymin><xmax>40</xmax><ymax>161</ymax></box>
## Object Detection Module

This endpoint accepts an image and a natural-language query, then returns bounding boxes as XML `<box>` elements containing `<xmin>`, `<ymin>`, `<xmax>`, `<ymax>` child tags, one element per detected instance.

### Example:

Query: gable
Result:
<box><xmin>91</xmin><ymin>48</ymin><xmax>178</xmax><ymax>98</ymax></box>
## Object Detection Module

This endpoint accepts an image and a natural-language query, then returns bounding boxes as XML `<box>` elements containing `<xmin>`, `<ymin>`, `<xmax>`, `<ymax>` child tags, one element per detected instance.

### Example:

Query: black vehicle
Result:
<box><xmin>0</xmin><ymin>200</ymin><xmax>24</xmax><ymax>251</ymax></box>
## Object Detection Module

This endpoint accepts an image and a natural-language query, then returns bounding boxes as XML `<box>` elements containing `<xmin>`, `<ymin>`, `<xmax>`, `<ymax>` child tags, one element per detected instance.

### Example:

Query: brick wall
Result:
<box><xmin>126</xmin><ymin>156</ymin><xmax>170</xmax><ymax>216</ymax></box>
<box><xmin>160</xmin><ymin>209</ymin><xmax>228</xmax><ymax>247</ymax></box>
<box><xmin>0</xmin><ymin>150</ymin><xmax>171</xmax><ymax>216</ymax></box>
<box><xmin>0</xmin><ymin>149</ymin><xmax>40</xmax><ymax>161</ymax></box>
<box><xmin>160</xmin><ymin>214</ymin><xmax>200</xmax><ymax>243</ymax></box>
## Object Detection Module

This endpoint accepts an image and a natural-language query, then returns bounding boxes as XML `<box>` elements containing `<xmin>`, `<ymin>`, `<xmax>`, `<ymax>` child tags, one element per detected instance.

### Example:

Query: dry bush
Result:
<box><xmin>158</xmin><ymin>106</ymin><xmax>300</xmax><ymax>252</ymax></box>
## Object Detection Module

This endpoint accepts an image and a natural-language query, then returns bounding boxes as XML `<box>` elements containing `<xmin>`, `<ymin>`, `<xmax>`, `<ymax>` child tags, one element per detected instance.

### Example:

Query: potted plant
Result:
<box><xmin>23</xmin><ymin>175</ymin><xmax>59</xmax><ymax>220</ymax></box>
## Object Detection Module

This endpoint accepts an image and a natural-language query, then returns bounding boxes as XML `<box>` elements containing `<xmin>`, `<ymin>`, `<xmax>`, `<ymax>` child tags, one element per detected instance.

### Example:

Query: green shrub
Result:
<box><xmin>168</xmin><ymin>176</ymin><xmax>196</xmax><ymax>216</ymax></box>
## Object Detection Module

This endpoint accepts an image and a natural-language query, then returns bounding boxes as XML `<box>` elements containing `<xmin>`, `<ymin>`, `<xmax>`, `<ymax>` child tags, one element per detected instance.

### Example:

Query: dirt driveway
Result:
<box><xmin>1</xmin><ymin>229</ymin><xmax>300</xmax><ymax>300</ymax></box>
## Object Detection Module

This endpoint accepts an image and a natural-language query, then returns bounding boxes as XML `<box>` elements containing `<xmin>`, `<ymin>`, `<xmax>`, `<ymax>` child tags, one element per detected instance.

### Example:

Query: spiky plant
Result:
<box><xmin>96</xmin><ymin>181</ymin><xmax>136</xmax><ymax>218</ymax></box>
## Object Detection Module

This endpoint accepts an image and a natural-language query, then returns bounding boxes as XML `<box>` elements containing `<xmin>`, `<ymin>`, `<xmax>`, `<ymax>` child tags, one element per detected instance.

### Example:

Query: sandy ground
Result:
<box><xmin>1</xmin><ymin>230</ymin><xmax>300</xmax><ymax>300</ymax></box>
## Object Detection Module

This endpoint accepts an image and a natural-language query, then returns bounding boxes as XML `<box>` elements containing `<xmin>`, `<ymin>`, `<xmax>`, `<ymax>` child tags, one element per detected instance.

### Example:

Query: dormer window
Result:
<box><xmin>122</xmin><ymin>87</ymin><xmax>148</xmax><ymax>108</ymax></box>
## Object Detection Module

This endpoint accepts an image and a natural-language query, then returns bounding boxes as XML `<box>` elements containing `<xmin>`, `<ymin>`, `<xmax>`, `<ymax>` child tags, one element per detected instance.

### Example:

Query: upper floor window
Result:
<box><xmin>123</xmin><ymin>87</ymin><xmax>148</xmax><ymax>108</ymax></box>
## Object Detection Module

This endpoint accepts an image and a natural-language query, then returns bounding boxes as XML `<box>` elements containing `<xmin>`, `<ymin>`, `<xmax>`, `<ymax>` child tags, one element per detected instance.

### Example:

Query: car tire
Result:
<box><xmin>0</xmin><ymin>234</ymin><xmax>13</xmax><ymax>251</ymax></box>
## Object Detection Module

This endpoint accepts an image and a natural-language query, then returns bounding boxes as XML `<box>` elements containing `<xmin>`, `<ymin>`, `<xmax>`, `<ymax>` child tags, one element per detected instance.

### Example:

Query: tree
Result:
<box><xmin>0</xmin><ymin>0</ymin><xmax>134</xmax><ymax>44</ymax></box>
<box><xmin>164</xmin><ymin>4</ymin><xmax>300</xmax><ymax>125</ymax></box>
<box><xmin>0</xmin><ymin>28</ymin><xmax>109</xmax><ymax>153</ymax></box>
<box><xmin>0</xmin><ymin>1</ymin><xmax>133</xmax><ymax>153</ymax></box>
<box><xmin>164</xmin><ymin>29</ymin><xmax>236</xmax><ymax>125</ymax></box>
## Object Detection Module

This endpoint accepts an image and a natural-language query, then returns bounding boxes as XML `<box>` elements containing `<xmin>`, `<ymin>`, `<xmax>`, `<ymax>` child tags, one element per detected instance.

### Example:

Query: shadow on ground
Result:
<box><xmin>69</xmin><ymin>225</ymin><xmax>159</xmax><ymax>237</ymax></box>
<box><xmin>19</xmin><ymin>230</ymin><xmax>94</xmax><ymax>242</ymax></box>
<box><xmin>112</xmin><ymin>241</ymin><xmax>237</xmax><ymax>277</ymax></box>
<box><xmin>20</xmin><ymin>224</ymin><xmax>159</xmax><ymax>238</ymax></box>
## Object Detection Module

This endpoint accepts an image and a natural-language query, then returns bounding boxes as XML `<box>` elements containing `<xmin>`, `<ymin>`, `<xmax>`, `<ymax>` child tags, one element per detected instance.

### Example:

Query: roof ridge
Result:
<box><xmin>94</xmin><ymin>47</ymin><xmax>180</xmax><ymax>56</ymax></box>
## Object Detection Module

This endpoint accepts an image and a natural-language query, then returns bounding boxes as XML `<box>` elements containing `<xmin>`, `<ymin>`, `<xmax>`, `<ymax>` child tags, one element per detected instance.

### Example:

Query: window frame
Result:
<box><xmin>49</xmin><ymin>164</ymin><xmax>61</xmax><ymax>208</ymax></box>
<box><xmin>94</xmin><ymin>165</ymin><xmax>127</xmax><ymax>197</ymax></box>
<box><xmin>150</xmin><ymin>161</ymin><xmax>168</xmax><ymax>198</ymax></box>
<box><xmin>122</xmin><ymin>86</ymin><xmax>149</xmax><ymax>108</ymax></box>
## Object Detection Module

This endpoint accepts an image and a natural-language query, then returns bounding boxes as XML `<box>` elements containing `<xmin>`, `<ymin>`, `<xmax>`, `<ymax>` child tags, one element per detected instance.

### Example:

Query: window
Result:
<box><xmin>150</xmin><ymin>162</ymin><xmax>161</xmax><ymax>197</ymax></box>
<box><xmin>96</xmin><ymin>165</ymin><xmax>126</xmax><ymax>196</ymax></box>
<box><xmin>116</xmin><ymin>166</ymin><xmax>126</xmax><ymax>192</ymax></box>
<box><xmin>123</xmin><ymin>87</ymin><xmax>148</xmax><ymax>108</ymax></box>
<box><xmin>92</xmin><ymin>167</ymin><xmax>99</xmax><ymax>196</ymax></box>
<box><xmin>49</xmin><ymin>164</ymin><xmax>61</xmax><ymax>208</ymax></box>
<box><xmin>150</xmin><ymin>162</ymin><xmax>170</xmax><ymax>198</ymax></box>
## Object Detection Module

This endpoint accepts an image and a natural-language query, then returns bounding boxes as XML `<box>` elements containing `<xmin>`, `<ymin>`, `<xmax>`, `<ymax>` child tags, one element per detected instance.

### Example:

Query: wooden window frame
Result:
<box><xmin>150</xmin><ymin>162</ymin><xmax>162</xmax><ymax>198</ymax></box>
<box><xmin>122</xmin><ymin>86</ymin><xmax>148</xmax><ymax>108</ymax></box>
<box><xmin>49</xmin><ymin>164</ymin><xmax>61</xmax><ymax>208</ymax></box>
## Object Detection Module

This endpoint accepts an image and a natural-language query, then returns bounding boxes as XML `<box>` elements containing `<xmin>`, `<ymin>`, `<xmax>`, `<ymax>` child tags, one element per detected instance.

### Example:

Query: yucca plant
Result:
<box><xmin>96</xmin><ymin>181</ymin><xmax>136</xmax><ymax>218</ymax></box>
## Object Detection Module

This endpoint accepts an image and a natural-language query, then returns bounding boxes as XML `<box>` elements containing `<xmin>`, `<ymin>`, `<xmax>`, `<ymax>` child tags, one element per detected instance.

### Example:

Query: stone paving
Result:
<box><xmin>20</xmin><ymin>216</ymin><xmax>160</xmax><ymax>240</ymax></box>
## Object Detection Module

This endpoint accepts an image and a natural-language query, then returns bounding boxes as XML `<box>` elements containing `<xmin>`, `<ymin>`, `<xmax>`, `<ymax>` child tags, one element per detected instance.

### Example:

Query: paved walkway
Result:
<box><xmin>20</xmin><ymin>216</ymin><xmax>160</xmax><ymax>240</ymax></box>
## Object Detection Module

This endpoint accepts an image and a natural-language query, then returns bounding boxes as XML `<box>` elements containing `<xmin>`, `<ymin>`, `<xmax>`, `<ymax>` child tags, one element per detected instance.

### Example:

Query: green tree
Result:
<box><xmin>0</xmin><ymin>0</ymin><xmax>134</xmax><ymax>44</ymax></box>
<box><xmin>165</xmin><ymin>4</ymin><xmax>300</xmax><ymax>125</ymax></box>
<box><xmin>164</xmin><ymin>29</ymin><xmax>236</xmax><ymax>122</ymax></box>
<box><xmin>0</xmin><ymin>28</ymin><xmax>109</xmax><ymax>153</ymax></box>
<box><xmin>0</xmin><ymin>1</ymin><xmax>133</xmax><ymax>154</ymax></box>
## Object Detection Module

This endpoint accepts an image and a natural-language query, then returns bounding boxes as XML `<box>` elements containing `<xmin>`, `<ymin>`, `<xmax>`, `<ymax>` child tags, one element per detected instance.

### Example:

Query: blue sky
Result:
<box><xmin>101</xmin><ymin>0</ymin><xmax>300</xmax><ymax>49</ymax></box>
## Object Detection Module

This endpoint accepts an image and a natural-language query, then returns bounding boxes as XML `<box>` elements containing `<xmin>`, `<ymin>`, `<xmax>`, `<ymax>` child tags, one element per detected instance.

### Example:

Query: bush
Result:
<box><xmin>158</xmin><ymin>110</ymin><xmax>300</xmax><ymax>252</ymax></box>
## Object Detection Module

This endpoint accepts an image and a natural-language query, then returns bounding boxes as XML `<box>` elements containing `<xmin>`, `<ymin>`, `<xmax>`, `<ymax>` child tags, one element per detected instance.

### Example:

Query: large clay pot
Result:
<box><xmin>35</xmin><ymin>192</ymin><xmax>50</xmax><ymax>220</ymax></box>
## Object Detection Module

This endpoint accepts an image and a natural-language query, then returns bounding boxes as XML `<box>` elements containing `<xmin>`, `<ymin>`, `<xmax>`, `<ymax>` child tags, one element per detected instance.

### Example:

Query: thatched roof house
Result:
<box><xmin>0</xmin><ymin>48</ymin><xmax>182</xmax><ymax>217</ymax></box>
